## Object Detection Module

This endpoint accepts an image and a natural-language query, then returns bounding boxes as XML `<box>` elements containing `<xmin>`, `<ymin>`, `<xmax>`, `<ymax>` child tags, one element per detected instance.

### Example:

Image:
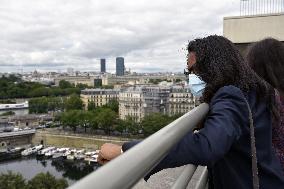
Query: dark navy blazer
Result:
<box><xmin>122</xmin><ymin>85</ymin><xmax>284</xmax><ymax>189</ymax></box>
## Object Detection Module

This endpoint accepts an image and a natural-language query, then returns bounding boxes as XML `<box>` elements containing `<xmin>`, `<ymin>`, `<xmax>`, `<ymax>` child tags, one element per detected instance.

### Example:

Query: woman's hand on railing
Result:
<box><xmin>98</xmin><ymin>143</ymin><xmax>122</xmax><ymax>165</ymax></box>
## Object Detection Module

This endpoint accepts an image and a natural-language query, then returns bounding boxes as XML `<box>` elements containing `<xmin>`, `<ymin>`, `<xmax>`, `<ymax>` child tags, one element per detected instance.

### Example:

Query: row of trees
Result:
<box><xmin>29</xmin><ymin>92</ymin><xmax>180</xmax><ymax>136</ymax></box>
<box><xmin>29</xmin><ymin>94</ymin><xmax>84</xmax><ymax>114</ymax></box>
<box><xmin>0</xmin><ymin>171</ymin><xmax>68</xmax><ymax>189</ymax></box>
<box><xmin>0</xmin><ymin>75</ymin><xmax>81</xmax><ymax>99</ymax></box>
<box><xmin>59</xmin><ymin>108</ymin><xmax>117</xmax><ymax>134</ymax></box>
<box><xmin>57</xmin><ymin>107</ymin><xmax>181</xmax><ymax>136</ymax></box>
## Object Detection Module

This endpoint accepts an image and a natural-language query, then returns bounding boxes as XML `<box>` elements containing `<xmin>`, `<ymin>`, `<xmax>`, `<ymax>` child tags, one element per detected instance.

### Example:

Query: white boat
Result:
<box><xmin>66</xmin><ymin>154</ymin><xmax>75</xmax><ymax>160</ymax></box>
<box><xmin>52</xmin><ymin>152</ymin><xmax>64</xmax><ymax>159</ymax></box>
<box><xmin>63</xmin><ymin>150</ymin><xmax>71</xmax><ymax>158</ymax></box>
<box><xmin>45</xmin><ymin>148</ymin><xmax>57</xmax><ymax>157</ymax></box>
<box><xmin>0</xmin><ymin>101</ymin><xmax>28</xmax><ymax>110</ymax></box>
<box><xmin>21</xmin><ymin>145</ymin><xmax>43</xmax><ymax>156</ymax></box>
<box><xmin>66</xmin><ymin>149</ymin><xmax>77</xmax><ymax>160</ymax></box>
<box><xmin>37</xmin><ymin>147</ymin><xmax>55</xmax><ymax>156</ymax></box>
<box><xmin>57</xmin><ymin>148</ymin><xmax>69</xmax><ymax>153</ymax></box>
<box><xmin>89</xmin><ymin>154</ymin><xmax>98</xmax><ymax>163</ymax></box>
<box><xmin>74</xmin><ymin>149</ymin><xmax>85</xmax><ymax>160</ymax></box>
<box><xmin>84</xmin><ymin>151</ymin><xmax>96</xmax><ymax>156</ymax></box>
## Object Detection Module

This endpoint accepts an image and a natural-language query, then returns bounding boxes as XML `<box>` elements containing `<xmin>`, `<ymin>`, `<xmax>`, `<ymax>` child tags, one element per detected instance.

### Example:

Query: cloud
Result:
<box><xmin>0</xmin><ymin>0</ymin><xmax>239</xmax><ymax>73</ymax></box>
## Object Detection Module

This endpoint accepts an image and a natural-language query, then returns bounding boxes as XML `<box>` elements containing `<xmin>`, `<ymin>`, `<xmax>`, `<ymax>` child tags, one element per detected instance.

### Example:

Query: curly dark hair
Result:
<box><xmin>187</xmin><ymin>35</ymin><xmax>276</xmax><ymax>118</ymax></box>
<box><xmin>246</xmin><ymin>38</ymin><xmax>284</xmax><ymax>97</ymax></box>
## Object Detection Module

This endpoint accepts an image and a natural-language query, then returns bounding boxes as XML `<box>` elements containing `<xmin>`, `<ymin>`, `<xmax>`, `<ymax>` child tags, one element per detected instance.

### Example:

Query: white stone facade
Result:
<box><xmin>168</xmin><ymin>87</ymin><xmax>196</xmax><ymax>116</ymax></box>
<box><xmin>119</xmin><ymin>85</ymin><xmax>196</xmax><ymax>122</ymax></box>
<box><xmin>119</xmin><ymin>86</ymin><xmax>170</xmax><ymax>122</ymax></box>
<box><xmin>80</xmin><ymin>89</ymin><xmax>120</xmax><ymax>109</ymax></box>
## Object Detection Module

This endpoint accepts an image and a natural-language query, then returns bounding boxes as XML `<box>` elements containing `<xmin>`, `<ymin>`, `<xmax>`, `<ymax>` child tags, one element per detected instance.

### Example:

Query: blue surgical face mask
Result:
<box><xmin>188</xmin><ymin>74</ymin><xmax>206</xmax><ymax>97</ymax></box>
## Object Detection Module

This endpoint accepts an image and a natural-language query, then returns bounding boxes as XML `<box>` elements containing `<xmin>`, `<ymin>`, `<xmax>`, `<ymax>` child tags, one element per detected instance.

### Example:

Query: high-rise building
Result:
<box><xmin>116</xmin><ymin>57</ymin><xmax>124</xmax><ymax>76</ymax></box>
<box><xmin>100</xmin><ymin>59</ymin><xmax>106</xmax><ymax>73</ymax></box>
<box><xmin>67</xmin><ymin>67</ymin><xmax>74</xmax><ymax>76</ymax></box>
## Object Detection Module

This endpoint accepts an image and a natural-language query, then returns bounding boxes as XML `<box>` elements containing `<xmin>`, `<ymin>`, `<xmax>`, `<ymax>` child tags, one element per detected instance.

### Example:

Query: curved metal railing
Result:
<box><xmin>68</xmin><ymin>103</ymin><xmax>209</xmax><ymax>189</ymax></box>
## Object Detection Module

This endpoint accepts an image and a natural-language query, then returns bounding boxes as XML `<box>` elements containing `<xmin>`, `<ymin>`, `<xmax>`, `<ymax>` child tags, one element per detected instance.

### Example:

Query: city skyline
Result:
<box><xmin>0</xmin><ymin>0</ymin><xmax>239</xmax><ymax>73</ymax></box>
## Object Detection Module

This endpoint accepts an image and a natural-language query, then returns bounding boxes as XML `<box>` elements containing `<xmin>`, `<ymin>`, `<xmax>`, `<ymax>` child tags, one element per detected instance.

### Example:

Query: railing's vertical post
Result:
<box><xmin>171</xmin><ymin>165</ymin><xmax>197</xmax><ymax>189</ymax></box>
<box><xmin>194</xmin><ymin>167</ymin><xmax>208</xmax><ymax>189</ymax></box>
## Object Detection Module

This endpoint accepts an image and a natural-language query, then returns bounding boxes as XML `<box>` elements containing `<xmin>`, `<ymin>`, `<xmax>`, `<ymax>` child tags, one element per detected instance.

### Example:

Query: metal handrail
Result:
<box><xmin>171</xmin><ymin>164</ymin><xmax>197</xmax><ymax>189</ymax></box>
<box><xmin>68</xmin><ymin>103</ymin><xmax>209</xmax><ymax>189</ymax></box>
<box><xmin>194</xmin><ymin>168</ymin><xmax>208</xmax><ymax>189</ymax></box>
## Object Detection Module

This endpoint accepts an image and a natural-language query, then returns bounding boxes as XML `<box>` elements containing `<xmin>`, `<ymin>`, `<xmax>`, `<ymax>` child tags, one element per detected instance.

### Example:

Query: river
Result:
<box><xmin>0</xmin><ymin>156</ymin><xmax>100</xmax><ymax>187</ymax></box>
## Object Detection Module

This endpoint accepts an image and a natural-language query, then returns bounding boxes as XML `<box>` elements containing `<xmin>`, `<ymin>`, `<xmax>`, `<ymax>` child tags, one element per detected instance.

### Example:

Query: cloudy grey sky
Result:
<box><xmin>0</xmin><ymin>0</ymin><xmax>239</xmax><ymax>73</ymax></box>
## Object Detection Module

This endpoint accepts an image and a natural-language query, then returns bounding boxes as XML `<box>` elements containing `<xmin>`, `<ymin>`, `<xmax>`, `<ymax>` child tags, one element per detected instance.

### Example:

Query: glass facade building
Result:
<box><xmin>116</xmin><ymin>57</ymin><xmax>124</xmax><ymax>76</ymax></box>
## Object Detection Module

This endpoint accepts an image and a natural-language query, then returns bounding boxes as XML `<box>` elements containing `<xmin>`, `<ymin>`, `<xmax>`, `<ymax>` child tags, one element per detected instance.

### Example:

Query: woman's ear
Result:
<box><xmin>187</xmin><ymin>52</ymin><xmax>197</xmax><ymax>68</ymax></box>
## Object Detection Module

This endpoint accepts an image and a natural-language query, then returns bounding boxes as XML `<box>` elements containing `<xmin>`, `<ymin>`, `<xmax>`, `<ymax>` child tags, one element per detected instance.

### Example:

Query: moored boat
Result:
<box><xmin>21</xmin><ymin>145</ymin><xmax>43</xmax><ymax>156</ymax></box>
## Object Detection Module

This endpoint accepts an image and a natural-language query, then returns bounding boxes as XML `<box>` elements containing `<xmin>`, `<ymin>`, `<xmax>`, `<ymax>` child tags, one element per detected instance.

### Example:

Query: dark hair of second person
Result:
<box><xmin>246</xmin><ymin>38</ymin><xmax>284</xmax><ymax>170</ymax></box>
<box><xmin>246</xmin><ymin>38</ymin><xmax>284</xmax><ymax>97</ymax></box>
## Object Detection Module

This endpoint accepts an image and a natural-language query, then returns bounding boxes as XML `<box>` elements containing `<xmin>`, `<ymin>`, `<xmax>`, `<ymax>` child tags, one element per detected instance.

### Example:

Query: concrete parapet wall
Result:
<box><xmin>223</xmin><ymin>14</ymin><xmax>284</xmax><ymax>43</ymax></box>
<box><xmin>0</xmin><ymin>134</ymin><xmax>33</xmax><ymax>148</ymax></box>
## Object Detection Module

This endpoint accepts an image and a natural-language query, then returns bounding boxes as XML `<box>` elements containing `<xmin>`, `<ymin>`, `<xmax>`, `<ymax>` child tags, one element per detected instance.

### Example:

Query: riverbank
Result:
<box><xmin>32</xmin><ymin>129</ymin><xmax>138</xmax><ymax>150</ymax></box>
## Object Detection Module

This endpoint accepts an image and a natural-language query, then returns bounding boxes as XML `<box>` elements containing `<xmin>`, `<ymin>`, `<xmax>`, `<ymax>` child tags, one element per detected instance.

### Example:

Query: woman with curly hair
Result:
<box><xmin>98</xmin><ymin>35</ymin><xmax>284</xmax><ymax>188</ymax></box>
<box><xmin>246</xmin><ymin>38</ymin><xmax>284</xmax><ymax>170</ymax></box>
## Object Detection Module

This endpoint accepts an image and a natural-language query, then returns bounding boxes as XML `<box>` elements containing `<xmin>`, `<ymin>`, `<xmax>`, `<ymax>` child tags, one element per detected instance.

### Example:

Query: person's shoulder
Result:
<box><xmin>212</xmin><ymin>85</ymin><xmax>243</xmax><ymax>101</ymax></box>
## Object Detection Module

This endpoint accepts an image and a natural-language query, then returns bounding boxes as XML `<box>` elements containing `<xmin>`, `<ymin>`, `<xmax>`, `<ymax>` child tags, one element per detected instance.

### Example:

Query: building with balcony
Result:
<box><xmin>168</xmin><ymin>86</ymin><xmax>196</xmax><ymax>116</ymax></box>
<box><xmin>119</xmin><ymin>86</ymin><xmax>171</xmax><ymax>122</ymax></box>
<box><xmin>80</xmin><ymin>89</ymin><xmax>120</xmax><ymax>109</ymax></box>
<box><xmin>54</xmin><ymin>76</ymin><xmax>95</xmax><ymax>87</ymax></box>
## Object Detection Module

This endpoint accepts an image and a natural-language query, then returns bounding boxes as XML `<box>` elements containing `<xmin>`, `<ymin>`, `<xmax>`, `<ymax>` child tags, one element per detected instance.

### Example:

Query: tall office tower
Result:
<box><xmin>100</xmin><ymin>59</ymin><xmax>106</xmax><ymax>73</ymax></box>
<box><xmin>116</xmin><ymin>57</ymin><xmax>125</xmax><ymax>76</ymax></box>
<box><xmin>67</xmin><ymin>67</ymin><xmax>74</xmax><ymax>76</ymax></box>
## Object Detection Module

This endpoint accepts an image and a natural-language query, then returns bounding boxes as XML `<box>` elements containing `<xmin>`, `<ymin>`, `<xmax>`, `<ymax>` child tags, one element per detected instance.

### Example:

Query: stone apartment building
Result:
<box><xmin>119</xmin><ymin>86</ymin><xmax>171</xmax><ymax>122</ymax></box>
<box><xmin>54</xmin><ymin>76</ymin><xmax>96</xmax><ymax>87</ymax></box>
<box><xmin>168</xmin><ymin>86</ymin><xmax>196</xmax><ymax>116</ymax></box>
<box><xmin>119</xmin><ymin>85</ymin><xmax>196</xmax><ymax>122</ymax></box>
<box><xmin>80</xmin><ymin>89</ymin><xmax>120</xmax><ymax>109</ymax></box>
<box><xmin>81</xmin><ymin>85</ymin><xmax>197</xmax><ymax>122</ymax></box>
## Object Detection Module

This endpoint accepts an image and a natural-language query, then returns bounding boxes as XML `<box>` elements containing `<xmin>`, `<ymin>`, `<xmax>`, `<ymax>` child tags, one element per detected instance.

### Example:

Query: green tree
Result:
<box><xmin>59</xmin><ymin>80</ymin><xmax>73</xmax><ymax>89</ymax></box>
<box><xmin>95</xmin><ymin>108</ymin><xmax>117</xmax><ymax>134</ymax></box>
<box><xmin>60</xmin><ymin>110</ymin><xmax>80</xmax><ymax>132</ymax></box>
<box><xmin>29</xmin><ymin>97</ymin><xmax>49</xmax><ymax>114</ymax></box>
<box><xmin>28</xmin><ymin>87</ymin><xmax>50</xmax><ymax>97</ymax></box>
<box><xmin>29</xmin><ymin>97</ymin><xmax>65</xmax><ymax>114</ymax></box>
<box><xmin>116</xmin><ymin>116</ymin><xmax>139</xmax><ymax>135</ymax></box>
<box><xmin>141</xmin><ymin>113</ymin><xmax>173</xmax><ymax>136</ymax></box>
<box><xmin>0</xmin><ymin>76</ymin><xmax>81</xmax><ymax>99</ymax></box>
<box><xmin>8</xmin><ymin>75</ymin><xmax>21</xmax><ymax>82</ymax></box>
<box><xmin>0</xmin><ymin>111</ymin><xmax>15</xmax><ymax>116</ymax></box>
<box><xmin>64</xmin><ymin>88</ymin><xmax>80</xmax><ymax>95</ymax></box>
<box><xmin>76</xmin><ymin>83</ymin><xmax>89</xmax><ymax>89</ymax></box>
<box><xmin>78</xmin><ymin>111</ymin><xmax>93</xmax><ymax>133</ymax></box>
<box><xmin>87</xmin><ymin>101</ymin><xmax>96</xmax><ymax>111</ymax></box>
<box><xmin>65</xmin><ymin>94</ymin><xmax>83</xmax><ymax>111</ymax></box>
<box><xmin>103</xmin><ymin>100</ymin><xmax>119</xmax><ymax>113</ymax></box>
<box><xmin>115</xmin><ymin>119</ymin><xmax>126</xmax><ymax>134</ymax></box>
<box><xmin>27</xmin><ymin>172</ymin><xmax>68</xmax><ymax>189</ymax></box>
<box><xmin>0</xmin><ymin>171</ymin><xmax>27</xmax><ymax>189</ymax></box>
